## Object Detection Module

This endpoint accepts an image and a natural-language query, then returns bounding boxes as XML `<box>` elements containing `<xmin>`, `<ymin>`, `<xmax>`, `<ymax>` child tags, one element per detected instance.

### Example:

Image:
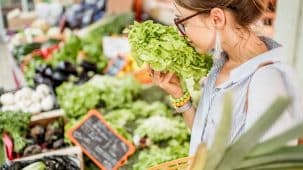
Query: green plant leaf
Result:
<box><xmin>204</xmin><ymin>93</ymin><xmax>233</xmax><ymax>170</ymax></box>
<box><xmin>248</xmin><ymin>123</ymin><xmax>303</xmax><ymax>157</ymax></box>
<box><xmin>237</xmin><ymin>162</ymin><xmax>303</xmax><ymax>170</ymax></box>
<box><xmin>191</xmin><ymin>144</ymin><xmax>207</xmax><ymax>170</ymax></box>
<box><xmin>216</xmin><ymin>96</ymin><xmax>292</xmax><ymax>170</ymax></box>
<box><xmin>237</xmin><ymin>146</ymin><xmax>303</xmax><ymax>169</ymax></box>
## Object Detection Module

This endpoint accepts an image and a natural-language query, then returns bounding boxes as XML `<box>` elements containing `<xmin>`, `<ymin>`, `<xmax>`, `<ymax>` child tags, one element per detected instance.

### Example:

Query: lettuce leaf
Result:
<box><xmin>127</xmin><ymin>21</ymin><xmax>213</xmax><ymax>90</ymax></box>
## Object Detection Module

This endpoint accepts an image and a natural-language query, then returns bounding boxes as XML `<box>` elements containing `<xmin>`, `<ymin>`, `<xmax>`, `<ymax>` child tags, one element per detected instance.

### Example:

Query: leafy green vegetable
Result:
<box><xmin>129</xmin><ymin>100</ymin><xmax>170</xmax><ymax>118</ymax></box>
<box><xmin>127</xmin><ymin>20</ymin><xmax>213</xmax><ymax>89</ymax></box>
<box><xmin>57</xmin><ymin>75</ymin><xmax>141</xmax><ymax>118</ymax></box>
<box><xmin>132</xmin><ymin>142</ymin><xmax>189</xmax><ymax>170</ymax></box>
<box><xmin>88</xmin><ymin>75</ymin><xmax>141</xmax><ymax>109</ymax></box>
<box><xmin>83</xmin><ymin>12</ymin><xmax>134</xmax><ymax>46</ymax></box>
<box><xmin>56</xmin><ymin>82</ymin><xmax>102</xmax><ymax>119</ymax></box>
<box><xmin>0</xmin><ymin>111</ymin><xmax>31</xmax><ymax>153</ymax></box>
<box><xmin>0</xmin><ymin>140</ymin><xmax>4</xmax><ymax>165</ymax></box>
<box><xmin>134</xmin><ymin>115</ymin><xmax>189</xmax><ymax>143</ymax></box>
<box><xmin>13</xmin><ymin>42</ymin><xmax>42</xmax><ymax>63</ymax></box>
<box><xmin>104</xmin><ymin>109</ymin><xmax>135</xmax><ymax>140</ymax></box>
<box><xmin>82</xmin><ymin>42</ymin><xmax>108</xmax><ymax>71</ymax></box>
<box><xmin>51</xmin><ymin>35</ymin><xmax>82</xmax><ymax>66</ymax></box>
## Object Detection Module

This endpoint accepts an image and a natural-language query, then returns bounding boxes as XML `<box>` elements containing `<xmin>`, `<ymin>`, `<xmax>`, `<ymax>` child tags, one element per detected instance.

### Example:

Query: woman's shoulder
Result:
<box><xmin>251</xmin><ymin>62</ymin><xmax>298</xmax><ymax>86</ymax></box>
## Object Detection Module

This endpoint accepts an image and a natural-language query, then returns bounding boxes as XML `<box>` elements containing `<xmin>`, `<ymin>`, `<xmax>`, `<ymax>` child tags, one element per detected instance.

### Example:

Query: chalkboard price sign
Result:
<box><xmin>67</xmin><ymin>110</ymin><xmax>135</xmax><ymax>170</ymax></box>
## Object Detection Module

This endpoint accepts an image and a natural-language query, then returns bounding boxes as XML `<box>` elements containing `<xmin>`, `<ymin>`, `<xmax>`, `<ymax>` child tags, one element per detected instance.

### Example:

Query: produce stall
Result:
<box><xmin>0</xmin><ymin>10</ymin><xmax>195</xmax><ymax>170</ymax></box>
<box><xmin>1</xmin><ymin>1</ymin><xmax>302</xmax><ymax>170</ymax></box>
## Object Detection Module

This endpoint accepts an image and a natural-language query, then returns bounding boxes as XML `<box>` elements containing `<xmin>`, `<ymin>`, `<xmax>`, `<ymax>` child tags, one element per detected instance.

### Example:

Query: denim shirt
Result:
<box><xmin>189</xmin><ymin>37</ymin><xmax>303</xmax><ymax>155</ymax></box>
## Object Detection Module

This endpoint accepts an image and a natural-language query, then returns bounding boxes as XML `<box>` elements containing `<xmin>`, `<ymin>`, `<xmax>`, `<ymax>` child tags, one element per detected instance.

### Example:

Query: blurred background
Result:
<box><xmin>0</xmin><ymin>0</ymin><xmax>303</xmax><ymax>89</ymax></box>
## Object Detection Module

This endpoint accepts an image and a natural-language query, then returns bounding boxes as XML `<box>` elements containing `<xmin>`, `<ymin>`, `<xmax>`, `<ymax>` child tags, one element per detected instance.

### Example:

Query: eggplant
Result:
<box><xmin>34</xmin><ymin>74</ymin><xmax>53</xmax><ymax>89</ymax></box>
<box><xmin>1</xmin><ymin>156</ymin><xmax>80</xmax><ymax>170</ymax></box>
<box><xmin>35</xmin><ymin>65</ymin><xmax>47</xmax><ymax>74</ymax></box>
<box><xmin>30</xmin><ymin>125</ymin><xmax>45</xmax><ymax>144</ymax></box>
<box><xmin>80</xmin><ymin>61</ymin><xmax>97</xmax><ymax>72</ymax></box>
<box><xmin>54</xmin><ymin>61</ymin><xmax>77</xmax><ymax>75</ymax></box>
<box><xmin>52</xmin><ymin>139</ymin><xmax>64</xmax><ymax>149</ymax></box>
<box><xmin>42</xmin><ymin>66</ymin><xmax>54</xmax><ymax>78</ymax></box>
<box><xmin>52</xmin><ymin>71</ymin><xmax>68</xmax><ymax>82</ymax></box>
<box><xmin>23</xmin><ymin>145</ymin><xmax>42</xmax><ymax>156</ymax></box>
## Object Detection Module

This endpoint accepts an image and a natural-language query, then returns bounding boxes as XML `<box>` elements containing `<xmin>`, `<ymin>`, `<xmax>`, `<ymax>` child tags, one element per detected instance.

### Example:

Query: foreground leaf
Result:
<box><xmin>190</xmin><ymin>144</ymin><xmax>207</xmax><ymax>170</ymax></box>
<box><xmin>216</xmin><ymin>97</ymin><xmax>291</xmax><ymax>170</ymax></box>
<box><xmin>237</xmin><ymin>146</ymin><xmax>303</xmax><ymax>169</ymax></box>
<box><xmin>204</xmin><ymin>93</ymin><xmax>233</xmax><ymax>170</ymax></box>
<box><xmin>249</xmin><ymin>123</ymin><xmax>303</xmax><ymax>157</ymax></box>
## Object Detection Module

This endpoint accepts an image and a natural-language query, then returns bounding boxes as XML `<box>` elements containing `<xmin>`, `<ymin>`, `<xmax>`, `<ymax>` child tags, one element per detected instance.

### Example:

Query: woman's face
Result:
<box><xmin>174</xmin><ymin>3</ymin><xmax>216</xmax><ymax>53</ymax></box>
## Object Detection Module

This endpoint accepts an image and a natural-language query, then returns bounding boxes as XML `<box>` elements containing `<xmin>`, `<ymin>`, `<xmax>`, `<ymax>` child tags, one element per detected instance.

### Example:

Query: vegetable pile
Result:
<box><xmin>23</xmin><ymin>13</ymin><xmax>134</xmax><ymax>88</ymax></box>
<box><xmin>98</xmin><ymin>86</ymin><xmax>190</xmax><ymax>170</ymax></box>
<box><xmin>127</xmin><ymin>20</ymin><xmax>213</xmax><ymax>89</ymax></box>
<box><xmin>0</xmin><ymin>85</ymin><xmax>55</xmax><ymax>114</ymax></box>
<box><xmin>1</xmin><ymin>155</ymin><xmax>80</xmax><ymax>170</ymax></box>
<box><xmin>88</xmin><ymin>75</ymin><xmax>142</xmax><ymax>110</ymax></box>
<box><xmin>55</xmin><ymin>75</ymin><xmax>190</xmax><ymax>169</ymax></box>
<box><xmin>56</xmin><ymin>82</ymin><xmax>102</xmax><ymax>119</ymax></box>
<box><xmin>21</xmin><ymin>118</ymin><xmax>66</xmax><ymax>157</ymax></box>
<box><xmin>0</xmin><ymin>111</ymin><xmax>31</xmax><ymax>153</ymax></box>
<box><xmin>56</xmin><ymin>75</ymin><xmax>142</xmax><ymax>121</ymax></box>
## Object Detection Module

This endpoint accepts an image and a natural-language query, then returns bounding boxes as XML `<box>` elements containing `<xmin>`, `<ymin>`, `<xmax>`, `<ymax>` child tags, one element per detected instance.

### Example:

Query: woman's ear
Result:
<box><xmin>209</xmin><ymin>8</ymin><xmax>226</xmax><ymax>30</ymax></box>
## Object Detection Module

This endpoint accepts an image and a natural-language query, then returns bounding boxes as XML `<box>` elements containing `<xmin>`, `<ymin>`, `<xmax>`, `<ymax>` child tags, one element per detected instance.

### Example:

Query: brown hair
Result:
<box><xmin>175</xmin><ymin>0</ymin><xmax>265</xmax><ymax>27</ymax></box>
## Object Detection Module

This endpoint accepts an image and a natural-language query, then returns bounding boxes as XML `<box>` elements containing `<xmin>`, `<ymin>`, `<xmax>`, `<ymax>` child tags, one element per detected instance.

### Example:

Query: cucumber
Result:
<box><xmin>22</xmin><ymin>161</ymin><xmax>46</xmax><ymax>170</ymax></box>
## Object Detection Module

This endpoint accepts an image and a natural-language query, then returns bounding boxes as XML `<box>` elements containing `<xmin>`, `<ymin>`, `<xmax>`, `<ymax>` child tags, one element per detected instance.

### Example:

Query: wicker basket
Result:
<box><xmin>148</xmin><ymin>157</ymin><xmax>193</xmax><ymax>170</ymax></box>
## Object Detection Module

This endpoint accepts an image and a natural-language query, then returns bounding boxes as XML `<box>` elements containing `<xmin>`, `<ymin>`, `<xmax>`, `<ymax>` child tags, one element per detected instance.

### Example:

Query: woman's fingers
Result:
<box><xmin>164</xmin><ymin>72</ymin><xmax>174</xmax><ymax>83</ymax></box>
<box><xmin>154</xmin><ymin>71</ymin><xmax>162</xmax><ymax>83</ymax></box>
<box><xmin>146</xmin><ymin>65</ymin><xmax>153</xmax><ymax>77</ymax></box>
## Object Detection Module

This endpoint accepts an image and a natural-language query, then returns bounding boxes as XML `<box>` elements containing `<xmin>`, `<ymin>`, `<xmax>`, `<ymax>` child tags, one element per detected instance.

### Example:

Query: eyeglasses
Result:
<box><xmin>174</xmin><ymin>11</ymin><xmax>204</xmax><ymax>36</ymax></box>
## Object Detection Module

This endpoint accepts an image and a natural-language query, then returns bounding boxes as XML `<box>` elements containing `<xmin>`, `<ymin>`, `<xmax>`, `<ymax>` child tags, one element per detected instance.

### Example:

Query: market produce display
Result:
<box><xmin>1</xmin><ymin>155</ymin><xmax>80</xmax><ymax>170</ymax></box>
<box><xmin>0</xmin><ymin>84</ymin><xmax>55</xmax><ymax>114</ymax></box>
<box><xmin>34</xmin><ymin>60</ymin><xmax>100</xmax><ymax>89</ymax></box>
<box><xmin>56</xmin><ymin>82</ymin><xmax>102</xmax><ymax>119</ymax></box>
<box><xmin>22</xmin><ymin>13</ymin><xmax>134</xmax><ymax>89</ymax></box>
<box><xmin>2</xmin><ymin>12</ymin><xmax>193</xmax><ymax>170</ymax></box>
<box><xmin>0</xmin><ymin>111</ymin><xmax>31</xmax><ymax>154</ymax></box>
<box><xmin>127</xmin><ymin>20</ymin><xmax>213</xmax><ymax>89</ymax></box>
<box><xmin>22</xmin><ymin>118</ymin><xmax>66</xmax><ymax>157</ymax></box>
<box><xmin>56</xmin><ymin>75</ymin><xmax>141</xmax><ymax>122</ymax></box>
<box><xmin>88</xmin><ymin>75</ymin><xmax>142</xmax><ymax>110</ymax></box>
<box><xmin>54</xmin><ymin>74</ymin><xmax>190</xmax><ymax>169</ymax></box>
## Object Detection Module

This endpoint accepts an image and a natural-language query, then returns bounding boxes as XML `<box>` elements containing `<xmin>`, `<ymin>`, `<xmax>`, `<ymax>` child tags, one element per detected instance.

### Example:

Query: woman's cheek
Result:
<box><xmin>186</xmin><ymin>27</ymin><xmax>214</xmax><ymax>53</ymax></box>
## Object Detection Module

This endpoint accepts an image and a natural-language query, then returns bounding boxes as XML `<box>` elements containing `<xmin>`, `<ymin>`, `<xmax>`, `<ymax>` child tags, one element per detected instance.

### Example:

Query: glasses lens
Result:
<box><xmin>178</xmin><ymin>23</ymin><xmax>186</xmax><ymax>35</ymax></box>
<box><xmin>174</xmin><ymin>18</ymin><xmax>186</xmax><ymax>36</ymax></box>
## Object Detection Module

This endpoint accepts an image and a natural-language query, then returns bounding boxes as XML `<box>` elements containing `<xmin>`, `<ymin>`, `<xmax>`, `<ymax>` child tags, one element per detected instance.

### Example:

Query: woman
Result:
<box><xmin>148</xmin><ymin>0</ymin><xmax>303</xmax><ymax>155</ymax></box>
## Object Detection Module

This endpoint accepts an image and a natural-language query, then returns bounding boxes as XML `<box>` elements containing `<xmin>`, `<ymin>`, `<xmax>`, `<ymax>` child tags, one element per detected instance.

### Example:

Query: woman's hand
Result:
<box><xmin>147</xmin><ymin>65</ymin><xmax>183</xmax><ymax>98</ymax></box>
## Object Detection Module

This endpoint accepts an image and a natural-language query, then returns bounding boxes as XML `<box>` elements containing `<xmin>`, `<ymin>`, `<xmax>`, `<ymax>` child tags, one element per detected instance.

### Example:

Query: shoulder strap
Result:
<box><xmin>245</xmin><ymin>61</ymin><xmax>276</xmax><ymax>113</ymax></box>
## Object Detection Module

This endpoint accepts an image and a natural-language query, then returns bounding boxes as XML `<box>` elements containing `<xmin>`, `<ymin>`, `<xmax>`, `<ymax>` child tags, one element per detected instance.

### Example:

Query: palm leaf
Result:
<box><xmin>190</xmin><ymin>144</ymin><xmax>207</xmax><ymax>170</ymax></box>
<box><xmin>248</xmin><ymin>123</ymin><xmax>303</xmax><ymax>157</ymax></box>
<box><xmin>204</xmin><ymin>93</ymin><xmax>233</xmax><ymax>170</ymax></box>
<box><xmin>237</xmin><ymin>146</ymin><xmax>303</xmax><ymax>169</ymax></box>
<box><xmin>216</xmin><ymin>97</ymin><xmax>291</xmax><ymax>170</ymax></box>
<box><xmin>237</xmin><ymin>162</ymin><xmax>303</xmax><ymax>170</ymax></box>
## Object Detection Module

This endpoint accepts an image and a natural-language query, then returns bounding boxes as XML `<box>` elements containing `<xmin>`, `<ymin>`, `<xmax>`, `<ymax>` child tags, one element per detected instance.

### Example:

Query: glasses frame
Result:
<box><xmin>174</xmin><ymin>11</ymin><xmax>204</xmax><ymax>36</ymax></box>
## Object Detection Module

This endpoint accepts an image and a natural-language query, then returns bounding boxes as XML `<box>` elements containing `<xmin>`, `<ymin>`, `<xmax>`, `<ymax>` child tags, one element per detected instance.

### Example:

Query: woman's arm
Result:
<box><xmin>182</xmin><ymin>106</ymin><xmax>196</xmax><ymax>130</ymax></box>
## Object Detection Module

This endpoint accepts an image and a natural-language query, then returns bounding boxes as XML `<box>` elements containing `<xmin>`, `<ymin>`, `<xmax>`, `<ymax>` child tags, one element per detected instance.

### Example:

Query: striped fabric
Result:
<box><xmin>189</xmin><ymin>37</ymin><xmax>303</xmax><ymax>155</ymax></box>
